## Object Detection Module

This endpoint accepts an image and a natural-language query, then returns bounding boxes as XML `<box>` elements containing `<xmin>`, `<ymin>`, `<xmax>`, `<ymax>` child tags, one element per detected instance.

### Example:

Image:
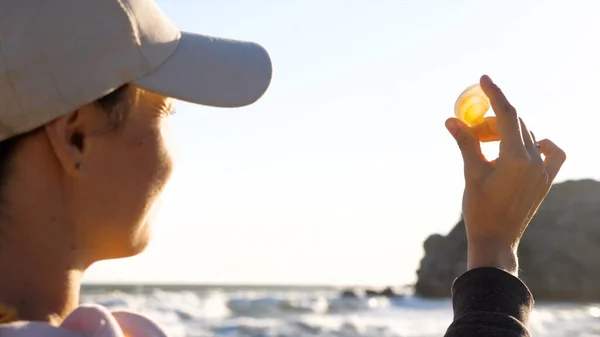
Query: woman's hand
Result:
<box><xmin>445</xmin><ymin>75</ymin><xmax>566</xmax><ymax>276</ymax></box>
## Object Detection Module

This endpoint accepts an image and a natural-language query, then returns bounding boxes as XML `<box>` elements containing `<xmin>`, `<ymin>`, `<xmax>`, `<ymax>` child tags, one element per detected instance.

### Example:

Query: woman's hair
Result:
<box><xmin>0</xmin><ymin>84</ymin><xmax>132</xmax><ymax>193</ymax></box>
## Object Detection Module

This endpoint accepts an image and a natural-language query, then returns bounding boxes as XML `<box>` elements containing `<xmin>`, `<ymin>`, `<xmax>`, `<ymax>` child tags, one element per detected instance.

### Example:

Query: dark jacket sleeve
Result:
<box><xmin>444</xmin><ymin>267</ymin><xmax>534</xmax><ymax>337</ymax></box>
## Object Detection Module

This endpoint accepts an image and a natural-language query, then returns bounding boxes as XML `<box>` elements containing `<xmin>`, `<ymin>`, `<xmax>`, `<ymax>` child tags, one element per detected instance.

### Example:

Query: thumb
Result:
<box><xmin>445</xmin><ymin>118</ymin><xmax>486</xmax><ymax>168</ymax></box>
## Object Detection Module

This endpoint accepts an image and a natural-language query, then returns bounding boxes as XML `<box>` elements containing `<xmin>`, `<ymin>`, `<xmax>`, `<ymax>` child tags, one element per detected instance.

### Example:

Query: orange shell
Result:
<box><xmin>454</xmin><ymin>83</ymin><xmax>490</xmax><ymax>126</ymax></box>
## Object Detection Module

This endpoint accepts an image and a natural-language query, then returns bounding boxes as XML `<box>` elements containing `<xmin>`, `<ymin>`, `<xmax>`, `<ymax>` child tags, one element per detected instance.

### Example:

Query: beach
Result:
<box><xmin>81</xmin><ymin>284</ymin><xmax>600</xmax><ymax>337</ymax></box>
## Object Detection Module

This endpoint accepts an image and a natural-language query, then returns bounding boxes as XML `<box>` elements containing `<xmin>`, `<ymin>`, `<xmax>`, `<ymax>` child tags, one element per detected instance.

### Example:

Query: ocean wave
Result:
<box><xmin>225</xmin><ymin>295</ymin><xmax>396</xmax><ymax>317</ymax></box>
<box><xmin>80</xmin><ymin>286</ymin><xmax>600</xmax><ymax>337</ymax></box>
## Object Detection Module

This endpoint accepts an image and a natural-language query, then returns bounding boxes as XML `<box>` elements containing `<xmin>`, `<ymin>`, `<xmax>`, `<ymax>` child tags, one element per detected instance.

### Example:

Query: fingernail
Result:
<box><xmin>445</xmin><ymin>119</ymin><xmax>458</xmax><ymax>136</ymax></box>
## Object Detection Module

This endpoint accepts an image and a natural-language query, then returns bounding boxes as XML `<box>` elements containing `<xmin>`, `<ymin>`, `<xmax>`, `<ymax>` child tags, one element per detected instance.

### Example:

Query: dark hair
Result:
<box><xmin>95</xmin><ymin>84</ymin><xmax>132</xmax><ymax>132</ymax></box>
<box><xmin>0</xmin><ymin>84</ymin><xmax>132</xmax><ymax>193</ymax></box>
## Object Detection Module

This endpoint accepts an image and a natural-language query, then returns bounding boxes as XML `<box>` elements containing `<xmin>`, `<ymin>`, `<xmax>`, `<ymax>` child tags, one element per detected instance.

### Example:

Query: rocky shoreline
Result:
<box><xmin>415</xmin><ymin>179</ymin><xmax>600</xmax><ymax>302</ymax></box>
<box><xmin>338</xmin><ymin>286</ymin><xmax>407</xmax><ymax>299</ymax></box>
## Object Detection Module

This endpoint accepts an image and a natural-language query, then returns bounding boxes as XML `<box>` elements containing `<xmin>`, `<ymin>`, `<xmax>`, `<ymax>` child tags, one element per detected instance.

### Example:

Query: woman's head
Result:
<box><xmin>0</xmin><ymin>0</ymin><xmax>271</xmax><ymax>268</ymax></box>
<box><xmin>0</xmin><ymin>85</ymin><xmax>175</xmax><ymax>265</ymax></box>
<box><xmin>0</xmin><ymin>0</ymin><xmax>272</xmax><ymax>322</ymax></box>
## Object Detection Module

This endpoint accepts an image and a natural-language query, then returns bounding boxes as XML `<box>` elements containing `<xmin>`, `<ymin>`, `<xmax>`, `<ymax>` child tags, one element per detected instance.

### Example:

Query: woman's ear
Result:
<box><xmin>44</xmin><ymin>104</ymin><xmax>96</xmax><ymax>177</ymax></box>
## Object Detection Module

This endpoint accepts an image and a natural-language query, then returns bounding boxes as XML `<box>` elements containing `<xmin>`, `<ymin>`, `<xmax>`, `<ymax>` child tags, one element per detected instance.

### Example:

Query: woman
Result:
<box><xmin>0</xmin><ymin>0</ymin><xmax>565</xmax><ymax>336</ymax></box>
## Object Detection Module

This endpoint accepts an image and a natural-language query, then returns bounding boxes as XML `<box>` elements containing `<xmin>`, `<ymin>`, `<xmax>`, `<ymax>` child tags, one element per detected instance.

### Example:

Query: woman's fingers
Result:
<box><xmin>471</xmin><ymin>117</ymin><xmax>500</xmax><ymax>142</ymax></box>
<box><xmin>470</xmin><ymin>117</ymin><xmax>540</xmax><ymax>158</ymax></box>
<box><xmin>518</xmin><ymin>118</ymin><xmax>540</xmax><ymax>160</ymax></box>
<box><xmin>445</xmin><ymin>117</ymin><xmax>487</xmax><ymax>169</ymax></box>
<box><xmin>530</xmin><ymin>131</ymin><xmax>542</xmax><ymax>156</ymax></box>
<box><xmin>537</xmin><ymin>139</ymin><xmax>567</xmax><ymax>181</ymax></box>
<box><xmin>479</xmin><ymin>75</ymin><xmax>527</xmax><ymax>159</ymax></box>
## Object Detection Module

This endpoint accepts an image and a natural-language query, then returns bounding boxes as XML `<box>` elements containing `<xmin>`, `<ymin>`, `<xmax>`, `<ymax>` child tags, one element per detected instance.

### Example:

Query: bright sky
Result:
<box><xmin>83</xmin><ymin>0</ymin><xmax>600</xmax><ymax>286</ymax></box>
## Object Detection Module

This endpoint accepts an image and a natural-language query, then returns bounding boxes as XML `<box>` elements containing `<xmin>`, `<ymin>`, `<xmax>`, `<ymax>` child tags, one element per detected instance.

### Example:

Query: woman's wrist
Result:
<box><xmin>467</xmin><ymin>239</ymin><xmax>519</xmax><ymax>276</ymax></box>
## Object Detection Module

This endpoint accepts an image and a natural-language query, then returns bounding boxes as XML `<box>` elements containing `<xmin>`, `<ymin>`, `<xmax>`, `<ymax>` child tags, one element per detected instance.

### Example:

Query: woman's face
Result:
<box><xmin>72</xmin><ymin>86</ymin><xmax>176</xmax><ymax>261</ymax></box>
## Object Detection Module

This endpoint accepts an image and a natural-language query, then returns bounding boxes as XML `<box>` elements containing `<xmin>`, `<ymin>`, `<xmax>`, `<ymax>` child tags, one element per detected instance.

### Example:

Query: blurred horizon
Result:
<box><xmin>80</xmin><ymin>280</ymin><xmax>410</xmax><ymax>288</ymax></box>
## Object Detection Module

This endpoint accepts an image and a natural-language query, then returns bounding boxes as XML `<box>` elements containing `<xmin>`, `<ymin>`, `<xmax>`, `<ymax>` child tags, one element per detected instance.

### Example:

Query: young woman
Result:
<box><xmin>0</xmin><ymin>0</ymin><xmax>564</xmax><ymax>336</ymax></box>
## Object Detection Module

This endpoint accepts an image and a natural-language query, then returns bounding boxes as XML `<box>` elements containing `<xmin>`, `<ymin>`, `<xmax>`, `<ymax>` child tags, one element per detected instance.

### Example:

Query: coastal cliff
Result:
<box><xmin>416</xmin><ymin>179</ymin><xmax>600</xmax><ymax>301</ymax></box>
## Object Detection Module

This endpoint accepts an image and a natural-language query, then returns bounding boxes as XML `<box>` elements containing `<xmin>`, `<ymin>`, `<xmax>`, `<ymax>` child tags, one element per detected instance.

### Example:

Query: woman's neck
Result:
<box><xmin>0</xmin><ymin>168</ymin><xmax>91</xmax><ymax>325</ymax></box>
<box><xmin>0</xmin><ymin>230</ymin><xmax>83</xmax><ymax>325</ymax></box>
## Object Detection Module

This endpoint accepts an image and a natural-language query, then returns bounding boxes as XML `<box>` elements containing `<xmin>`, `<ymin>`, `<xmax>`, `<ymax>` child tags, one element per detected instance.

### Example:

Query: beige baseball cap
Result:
<box><xmin>0</xmin><ymin>0</ymin><xmax>273</xmax><ymax>141</ymax></box>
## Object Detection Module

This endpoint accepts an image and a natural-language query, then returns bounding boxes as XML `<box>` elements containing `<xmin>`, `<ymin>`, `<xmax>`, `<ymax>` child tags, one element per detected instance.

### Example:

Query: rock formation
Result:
<box><xmin>339</xmin><ymin>287</ymin><xmax>403</xmax><ymax>298</ymax></box>
<box><xmin>416</xmin><ymin>179</ymin><xmax>600</xmax><ymax>301</ymax></box>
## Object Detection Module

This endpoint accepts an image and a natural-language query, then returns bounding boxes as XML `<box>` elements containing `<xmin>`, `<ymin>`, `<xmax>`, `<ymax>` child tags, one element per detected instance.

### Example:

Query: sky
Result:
<box><xmin>83</xmin><ymin>0</ymin><xmax>600</xmax><ymax>286</ymax></box>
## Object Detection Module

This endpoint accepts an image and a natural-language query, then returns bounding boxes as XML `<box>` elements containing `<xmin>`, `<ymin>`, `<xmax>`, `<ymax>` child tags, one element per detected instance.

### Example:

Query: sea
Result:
<box><xmin>80</xmin><ymin>284</ymin><xmax>600</xmax><ymax>337</ymax></box>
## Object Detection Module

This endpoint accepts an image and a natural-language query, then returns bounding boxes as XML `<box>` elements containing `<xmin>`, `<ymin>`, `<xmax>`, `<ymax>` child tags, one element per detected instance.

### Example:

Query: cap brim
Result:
<box><xmin>134</xmin><ymin>31</ymin><xmax>272</xmax><ymax>108</ymax></box>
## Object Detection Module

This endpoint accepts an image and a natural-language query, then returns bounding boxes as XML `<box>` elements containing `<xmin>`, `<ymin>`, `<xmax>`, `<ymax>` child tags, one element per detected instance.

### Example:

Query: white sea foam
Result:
<box><xmin>80</xmin><ymin>285</ymin><xmax>600</xmax><ymax>337</ymax></box>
